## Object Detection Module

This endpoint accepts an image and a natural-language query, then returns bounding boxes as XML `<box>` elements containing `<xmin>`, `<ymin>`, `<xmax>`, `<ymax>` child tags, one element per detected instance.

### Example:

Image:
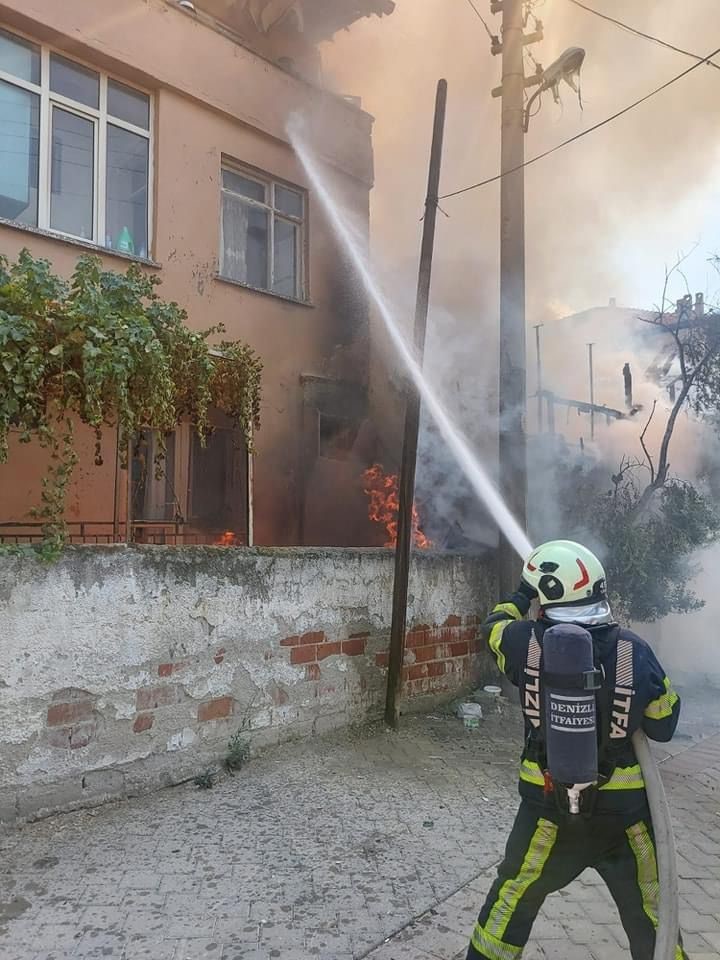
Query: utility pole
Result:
<box><xmin>385</xmin><ymin>80</ymin><xmax>447</xmax><ymax>730</ymax></box>
<box><xmin>534</xmin><ymin>323</ymin><xmax>543</xmax><ymax>433</ymax></box>
<box><xmin>491</xmin><ymin>0</ymin><xmax>543</xmax><ymax>594</ymax></box>
<box><xmin>587</xmin><ymin>342</ymin><xmax>595</xmax><ymax>441</ymax></box>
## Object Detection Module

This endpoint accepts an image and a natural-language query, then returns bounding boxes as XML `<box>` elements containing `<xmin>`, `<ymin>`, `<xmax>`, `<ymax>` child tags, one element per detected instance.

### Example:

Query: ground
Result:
<box><xmin>0</xmin><ymin>687</ymin><xmax>719</xmax><ymax>960</ymax></box>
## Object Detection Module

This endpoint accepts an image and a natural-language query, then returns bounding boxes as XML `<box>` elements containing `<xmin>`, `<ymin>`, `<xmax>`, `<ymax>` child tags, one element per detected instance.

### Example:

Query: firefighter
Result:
<box><xmin>467</xmin><ymin>540</ymin><xmax>686</xmax><ymax>960</ymax></box>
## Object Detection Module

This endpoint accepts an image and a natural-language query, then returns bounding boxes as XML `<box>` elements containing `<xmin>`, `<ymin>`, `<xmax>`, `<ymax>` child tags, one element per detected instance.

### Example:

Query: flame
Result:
<box><xmin>362</xmin><ymin>463</ymin><xmax>432</xmax><ymax>549</ymax></box>
<box><xmin>214</xmin><ymin>530</ymin><xmax>239</xmax><ymax>547</ymax></box>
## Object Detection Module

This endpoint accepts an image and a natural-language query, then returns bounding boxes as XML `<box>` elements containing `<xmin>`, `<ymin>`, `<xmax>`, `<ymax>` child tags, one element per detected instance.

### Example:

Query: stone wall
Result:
<box><xmin>0</xmin><ymin>546</ymin><xmax>496</xmax><ymax>824</ymax></box>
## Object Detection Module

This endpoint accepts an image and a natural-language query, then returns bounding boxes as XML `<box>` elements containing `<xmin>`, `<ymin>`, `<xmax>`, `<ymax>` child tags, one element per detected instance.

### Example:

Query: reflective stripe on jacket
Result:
<box><xmin>481</xmin><ymin>592</ymin><xmax>681</xmax><ymax>814</ymax></box>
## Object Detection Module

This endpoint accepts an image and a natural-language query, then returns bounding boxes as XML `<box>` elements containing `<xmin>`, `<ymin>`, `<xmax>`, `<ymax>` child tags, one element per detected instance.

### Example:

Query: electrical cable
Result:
<box><xmin>439</xmin><ymin>45</ymin><xmax>720</xmax><ymax>201</ymax></box>
<box><xmin>565</xmin><ymin>0</ymin><xmax>720</xmax><ymax>72</ymax></box>
<box><xmin>462</xmin><ymin>0</ymin><xmax>496</xmax><ymax>41</ymax></box>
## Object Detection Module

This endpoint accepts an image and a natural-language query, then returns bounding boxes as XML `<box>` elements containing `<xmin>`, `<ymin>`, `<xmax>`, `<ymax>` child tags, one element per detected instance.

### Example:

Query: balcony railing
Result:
<box><xmin>0</xmin><ymin>521</ymin><xmax>213</xmax><ymax>546</ymax></box>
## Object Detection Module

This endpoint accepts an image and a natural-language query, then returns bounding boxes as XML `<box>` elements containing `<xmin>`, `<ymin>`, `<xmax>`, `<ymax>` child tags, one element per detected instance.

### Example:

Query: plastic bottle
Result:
<box><xmin>116</xmin><ymin>226</ymin><xmax>135</xmax><ymax>254</ymax></box>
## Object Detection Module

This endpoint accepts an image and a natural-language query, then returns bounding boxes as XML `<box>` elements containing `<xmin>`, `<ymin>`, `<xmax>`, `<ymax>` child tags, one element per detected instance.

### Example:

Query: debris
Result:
<box><xmin>423</xmin><ymin>820</ymin><xmax>434</xmax><ymax>828</ymax></box>
<box><xmin>457</xmin><ymin>702</ymin><xmax>483</xmax><ymax>729</ymax></box>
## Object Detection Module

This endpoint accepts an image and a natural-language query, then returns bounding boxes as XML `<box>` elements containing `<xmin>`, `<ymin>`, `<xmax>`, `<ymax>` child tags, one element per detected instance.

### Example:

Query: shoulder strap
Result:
<box><xmin>601</xmin><ymin>625</ymin><xmax>636</xmax><ymax>758</ymax></box>
<box><xmin>522</xmin><ymin>626</ymin><xmax>543</xmax><ymax>730</ymax></box>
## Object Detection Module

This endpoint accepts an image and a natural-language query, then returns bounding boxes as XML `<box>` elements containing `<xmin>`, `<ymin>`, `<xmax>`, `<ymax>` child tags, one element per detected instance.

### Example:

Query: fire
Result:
<box><xmin>362</xmin><ymin>463</ymin><xmax>432</xmax><ymax>549</ymax></box>
<box><xmin>214</xmin><ymin>530</ymin><xmax>239</xmax><ymax>547</ymax></box>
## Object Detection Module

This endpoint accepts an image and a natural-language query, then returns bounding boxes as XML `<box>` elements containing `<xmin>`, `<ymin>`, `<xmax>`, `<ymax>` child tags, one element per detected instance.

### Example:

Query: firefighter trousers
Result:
<box><xmin>466</xmin><ymin>800</ymin><xmax>688</xmax><ymax>960</ymax></box>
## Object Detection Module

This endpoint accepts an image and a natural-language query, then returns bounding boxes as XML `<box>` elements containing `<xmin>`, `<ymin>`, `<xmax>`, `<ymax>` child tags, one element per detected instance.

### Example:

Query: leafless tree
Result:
<box><xmin>630</xmin><ymin>257</ymin><xmax>720</xmax><ymax>517</ymax></box>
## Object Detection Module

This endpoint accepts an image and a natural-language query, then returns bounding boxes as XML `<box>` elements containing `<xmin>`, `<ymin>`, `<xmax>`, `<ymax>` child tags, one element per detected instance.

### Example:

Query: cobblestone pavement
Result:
<box><xmin>367</xmin><ymin>691</ymin><xmax>720</xmax><ymax>960</ymax></box>
<box><xmin>0</xmin><ymin>685</ymin><xmax>718</xmax><ymax>960</ymax></box>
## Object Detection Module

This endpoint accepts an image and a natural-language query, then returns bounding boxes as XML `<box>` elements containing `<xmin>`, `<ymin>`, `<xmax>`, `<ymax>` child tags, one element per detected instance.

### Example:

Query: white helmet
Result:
<box><xmin>522</xmin><ymin>540</ymin><xmax>607</xmax><ymax>609</ymax></box>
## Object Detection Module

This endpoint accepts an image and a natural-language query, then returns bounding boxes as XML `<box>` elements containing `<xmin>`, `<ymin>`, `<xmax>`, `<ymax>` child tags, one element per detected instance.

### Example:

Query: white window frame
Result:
<box><xmin>220</xmin><ymin>161</ymin><xmax>307</xmax><ymax>301</ymax></box>
<box><xmin>0</xmin><ymin>28</ymin><xmax>153</xmax><ymax>254</ymax></box>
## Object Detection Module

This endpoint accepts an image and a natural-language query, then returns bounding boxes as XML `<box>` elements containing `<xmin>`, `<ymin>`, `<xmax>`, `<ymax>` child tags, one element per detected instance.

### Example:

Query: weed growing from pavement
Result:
<box><xmin>224</xmin><ymin>731</ymin><xmax>250</xmax><ymax>773</ymax></box>
<box><xmin>193</xmin><ymin>769</ymin><xmax>216</xmax><ymax>790</ymax></box>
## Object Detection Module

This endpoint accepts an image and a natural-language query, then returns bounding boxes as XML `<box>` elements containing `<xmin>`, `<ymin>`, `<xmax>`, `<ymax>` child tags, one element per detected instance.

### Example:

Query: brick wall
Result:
<box><xmin>0</xmin><ymin>546</ymin><xmax>495</xmax><ymax>824</ymax></box>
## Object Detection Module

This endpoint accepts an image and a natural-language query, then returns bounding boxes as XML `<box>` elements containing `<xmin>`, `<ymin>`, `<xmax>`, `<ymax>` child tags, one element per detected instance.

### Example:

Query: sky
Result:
<box><xmin>321</xmin><ymin>0</ymin><xmax>720</xmax><ymax>319</ymax></box>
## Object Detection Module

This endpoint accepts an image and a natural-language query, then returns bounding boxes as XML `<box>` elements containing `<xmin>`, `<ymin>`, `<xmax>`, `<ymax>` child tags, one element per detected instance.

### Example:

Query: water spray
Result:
<box><xmin>289</xmin><ymin>113</ymin><xmax>678</xmax><ymax>960</ymax></box>
<box><xmin>288</xmin><ymin>120</ymin><xmax>532</xmax><ymax>563</ymax></box>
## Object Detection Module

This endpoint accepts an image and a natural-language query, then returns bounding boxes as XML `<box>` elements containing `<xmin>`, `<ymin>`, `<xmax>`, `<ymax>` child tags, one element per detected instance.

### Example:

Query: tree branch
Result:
<box><xmin>639</xmin><ymin>400</ymin><xmax>656</xmax><ymax>483</ymax></box>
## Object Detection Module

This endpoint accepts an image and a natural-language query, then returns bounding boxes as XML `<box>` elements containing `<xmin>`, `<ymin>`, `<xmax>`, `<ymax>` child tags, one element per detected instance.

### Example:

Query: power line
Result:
<box><xmin>565</xmin><ymin>0</ymin><xmax>720</xmax><ymax>72</ymax></box>
<box><xmin>439</xmin><ymin>45</ymin><xmax>720</xmax><ymax>201</ymax></box>
<box><xmin>462</xmin><ymin>0</ymin><xmax>495</xmax><ymax>41</ymax></box>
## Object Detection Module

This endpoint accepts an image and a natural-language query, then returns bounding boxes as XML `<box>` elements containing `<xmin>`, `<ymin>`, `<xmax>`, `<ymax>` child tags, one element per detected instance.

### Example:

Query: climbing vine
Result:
<box><xmin>0</xmin><ymin>250</ymin><xmax>262</xmax><ymax>557</ymax></box>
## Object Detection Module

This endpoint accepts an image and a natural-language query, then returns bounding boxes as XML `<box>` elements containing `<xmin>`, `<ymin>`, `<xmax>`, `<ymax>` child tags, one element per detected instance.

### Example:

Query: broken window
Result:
<box><xmin>318</xmin><ymin>413</ymin><xmax>358</xmax><ymax>461</ymax></box>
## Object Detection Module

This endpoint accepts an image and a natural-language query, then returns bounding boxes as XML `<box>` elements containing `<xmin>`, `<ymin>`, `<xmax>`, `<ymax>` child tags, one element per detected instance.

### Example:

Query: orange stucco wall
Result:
<box><xmin>0</xmin><ymin>0</ymin><xmax>384</xmax><ymax>547</ymax></box>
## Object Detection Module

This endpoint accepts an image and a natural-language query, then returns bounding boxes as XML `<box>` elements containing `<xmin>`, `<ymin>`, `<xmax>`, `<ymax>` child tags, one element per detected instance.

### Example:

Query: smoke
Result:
<box><xmin>321</xmin><ymin>0</ymin><xmax>720</xmax><ymax>313</ymax></box>
<box><xmin>316</xmin><ymin>2</ymin><xmax>720</xmax><ymax>677</ymax></box>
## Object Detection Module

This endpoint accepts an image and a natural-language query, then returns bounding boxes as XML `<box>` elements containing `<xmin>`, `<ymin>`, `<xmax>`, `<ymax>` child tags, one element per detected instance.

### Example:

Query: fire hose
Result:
<box><xmin>543</xmin><ymin>624</ymin><xmax>680</xmax><ymax>960</ymax></box>
<box><xmin>632</xmin><ymin>729</ymin><xmax>680</xmax><ymax>960</ymax></box>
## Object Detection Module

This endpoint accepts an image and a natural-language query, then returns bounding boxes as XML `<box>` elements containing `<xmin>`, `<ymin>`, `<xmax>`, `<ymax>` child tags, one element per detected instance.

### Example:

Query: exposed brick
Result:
<box><xmin>305</xmin><ymin>663</ymin><xmax>321</xmax><ymax>681</ymax></box>
<box><xmin>280</xmin><ymin>635</ymin><xmax>301</xmax><ymax>647</ymax></box>
<box><xmin>375</xmin><ymin>652</ymin><xmax>389</xmax><ymax>668</ymax></box>
<box><xmin>444</xmin><ymin>614</ymin><xmax>462</xmax><ymax>627</ymax></box>
<box><xmin>136</xmin><ymin>685</ymin><xmax>179</xmax><ymax>711</ymax></box>
<box><xmin>133</xmin><ymin>713</ymin><xmax>154</xmax><ymax>733</ymax></box>
<box><xmin>157</xmin><ymin>661</ymin><xmax>187</xmax><ymax>678</ymax></box>
<box><xmin>47</xmin><ymin>721</ymin><xmax>97</xmax><ymax>750</ymax></box>
<box><xmin>291</xmin><ymin>645</ymin><xmax>317</xmax><ymax>665</ymax></box>
<box><xmin>299</xmin><ymin>630</ymin><xmax>324</xmax><ymax>645</ymax></box>
<box><xmin>213</xmin><ymin>648</ymin><xmax>226</xmax><ymax>664</ymax></box>
<box><xmin>316</xmin><ymin>641</ymin><xmax>342</xmax><ymax>661</ymax></box>
<box><xmin>342</xmin><ymin>636</ymin><xmax>366</xmax><ymax>657</ymax></box>
<box><xmin>407</xmin><ymin>661</ymin><xmax>447</xmax><ymax>682</ymax></box>
<box><xmin>68</xmin><ymin>722</ymin><xmax>96</xmax><ymax>749</ymax></box>
<box><xmin>406</xmin><ymin>627</ymin><xmax>429</xmax><ymax>648</ymax></box>
<box><xmin>197</xmin><ymin>696</ymin><xmax>234</xmax><ymax>722</ymax></box>
<box><xmin>450</xmin><ymin>641</ymin><xmax>469</xmax><ymax>657</ymax></box>
<box><xmin>349</xmin><ymin>631</ymin><xmax>370</xmax><ymax>640</ymax></box>
<box><xmin>47</xmin><ymin>700</ymin><xmax>94</xmax><ymax>727</ymax></box>
<box><xmin>415</xmin><ymin>644</ymin><xmax>447</xmax><ymax>663</ymax></box>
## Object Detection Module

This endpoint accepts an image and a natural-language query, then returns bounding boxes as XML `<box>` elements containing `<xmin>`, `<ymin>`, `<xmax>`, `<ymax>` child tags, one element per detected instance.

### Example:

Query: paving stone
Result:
<box><xmin>0</xmin><ymin>704</ymin><xmax>718</xmax><ymax>960</ymax></box>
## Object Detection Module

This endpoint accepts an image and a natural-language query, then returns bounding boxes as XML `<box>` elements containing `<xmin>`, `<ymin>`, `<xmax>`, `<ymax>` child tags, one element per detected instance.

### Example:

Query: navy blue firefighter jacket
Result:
<box><xmin>483</xmin><ymin>589</ymin><xmax>681</xmax><ymax>816</ymax></box>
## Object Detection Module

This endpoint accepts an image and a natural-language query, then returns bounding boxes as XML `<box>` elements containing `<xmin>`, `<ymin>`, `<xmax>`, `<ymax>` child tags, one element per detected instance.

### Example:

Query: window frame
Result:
<box><xmin>220</xmin><ymin>160</ymin><xmax>307</xmax><ymax>302</ymax></box>
<box><xmin>0</xmin><ymin>28</ymin><xmax>153</xmax><ymax>254</ymax></box>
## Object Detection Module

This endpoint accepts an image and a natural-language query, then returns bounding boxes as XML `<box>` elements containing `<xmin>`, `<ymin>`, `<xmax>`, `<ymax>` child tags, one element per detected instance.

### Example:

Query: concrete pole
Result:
<box><xmin>534</xmin><ymin>323</ymin><xmax>543</xmax><ymax>433</ymax></box>
<box><xmin>588</xmin><ymin>343</ymin><xmax>595</xmax><ymax>441</ymax></box>
<box><xmin>498</xmin><ymin>0</ymin><xmax>528</xmax><ymax>595</ymax></box>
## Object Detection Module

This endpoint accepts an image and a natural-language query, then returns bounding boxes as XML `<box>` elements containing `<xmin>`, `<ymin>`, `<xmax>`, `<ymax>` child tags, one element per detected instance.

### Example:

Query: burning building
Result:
<box><xmin>0</xmin><ymin>0</ymin><xmax>397</xmax><ymax>548</ymax></box>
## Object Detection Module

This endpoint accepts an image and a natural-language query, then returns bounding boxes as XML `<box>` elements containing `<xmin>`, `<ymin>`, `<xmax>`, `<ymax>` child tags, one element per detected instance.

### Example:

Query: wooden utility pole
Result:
<box><xmin>385</xmin><ymin>80</ymin><xmax>447</xmax><ymax>730</ymax></box>
<box><xmin>491</xmin><ymin>0</ymin><xmax>543</xmax><ymax>594</ymax></box>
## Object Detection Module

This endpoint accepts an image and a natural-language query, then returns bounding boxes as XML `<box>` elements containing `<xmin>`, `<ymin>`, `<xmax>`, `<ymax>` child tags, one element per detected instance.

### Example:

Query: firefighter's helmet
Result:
<box><xmin>522</xmin><ymin>540</ymin><xmax>607</xmax><ymax>608</ymax></box>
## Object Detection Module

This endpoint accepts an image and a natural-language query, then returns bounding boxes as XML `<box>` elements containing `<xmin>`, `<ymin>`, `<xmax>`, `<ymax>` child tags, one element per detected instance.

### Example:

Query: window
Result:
<box><xmin>131</xmin><ymin>431</ymin><xmax>178</xmax><ymax>522</ymax></box>
<box><xmin>0</xmin><ymin>28</ymin><xmax>151</xmax><ymax>255</ymax></box>
<box><xmin>220</xmin><ymin>164</ymin><xmax>305</xmax><ymax>299</ymax></box>
<box><xmin>318</xmin><ymin>413</ymin><xmax>358</xmax><ymax>461</ymax></box>
<box><xmin>189</xmin><ymin>424</ymin><xmax>248</xmax><ymax>540</ymax></box>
